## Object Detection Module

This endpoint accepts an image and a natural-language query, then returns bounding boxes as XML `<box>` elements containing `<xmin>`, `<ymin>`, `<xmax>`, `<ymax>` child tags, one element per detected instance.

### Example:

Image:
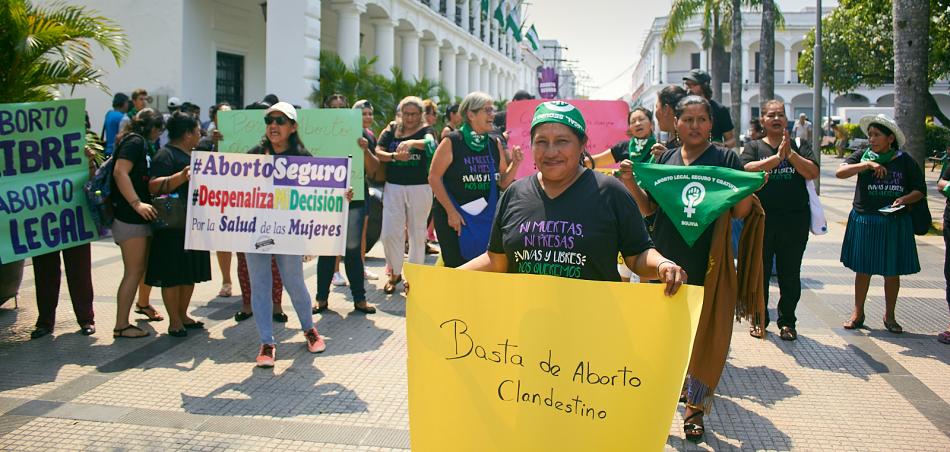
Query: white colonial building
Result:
<box><xmin>630</xmin><ymin>7</ymin><xmax>950</xmax><ymax>130</ymax></box>
<box><xmin>63</xmin><ymin>0</ymin><xmax>543</xmax><ymax>131</ymax></box>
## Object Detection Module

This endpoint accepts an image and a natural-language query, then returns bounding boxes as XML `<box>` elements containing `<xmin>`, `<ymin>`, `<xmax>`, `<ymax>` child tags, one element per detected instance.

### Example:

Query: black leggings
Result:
<box><xmin>316</xmin><ymin>202</ymin><xmax>366</xmax><ymax>302</ymax></box>
<box><xmin>431</xmin><ymin>202</ymin><xmax>466</xmax><ymax>268</ymax></box>
<box><xmin>762</xmin><ymin>212</ymin><xmax>810</xmax><ymax>328</ymax></box>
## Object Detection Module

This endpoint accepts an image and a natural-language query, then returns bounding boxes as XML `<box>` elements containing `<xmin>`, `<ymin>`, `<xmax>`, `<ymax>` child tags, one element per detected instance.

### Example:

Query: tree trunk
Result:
<box><xmin>759</xmin><ymin>0</ymin><xmax>775</xmax><ymax>102</ymax></box>
<box><xmin>893</xmin><ymin>0</ymin><xmax>930</xmax><ymax>169</ymax></box>
<box><xmin>710</xmin><ymin>10</ymin><xmax>726</xmax><ymax>103</ymax></box>
<box><xmin>730</xmin><ymin>0</ymin><xmax>743</xmax><ymax>139</ymax></box>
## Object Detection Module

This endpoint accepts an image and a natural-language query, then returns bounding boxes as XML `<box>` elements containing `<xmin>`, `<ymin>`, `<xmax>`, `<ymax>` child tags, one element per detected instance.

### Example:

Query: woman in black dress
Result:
<box><xmin>146</xmin><ymin>112</ymin><xmax>211</xmax><ymax>336</ymax></box>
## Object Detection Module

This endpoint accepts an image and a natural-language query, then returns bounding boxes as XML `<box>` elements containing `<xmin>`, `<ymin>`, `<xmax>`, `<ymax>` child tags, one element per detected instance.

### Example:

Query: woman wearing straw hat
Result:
<box><xmin>837</xmin><ymin>114</ymin><xmax>926</xmax><ymax>334</ymax></box>
<box><xmin>461</xmin><ymin>100</ymin><xmax>686</xmax><ymax>289</ymax></box>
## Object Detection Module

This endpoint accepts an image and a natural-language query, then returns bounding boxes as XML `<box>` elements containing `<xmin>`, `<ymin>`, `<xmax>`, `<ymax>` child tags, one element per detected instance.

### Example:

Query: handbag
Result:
<box><xmin>805</xmin><ymin>179</ymin><xmax>828</xmax><ymax>235</ymax></box>
<box><xmin>151</xmin><ymin>194</ymin><xmax>187</xmax><ymax>230</ymax></box>
<box><xmin>909</xmin><ymin>197</ymin><xmax>932</xmax><ymax>235</ymax></box>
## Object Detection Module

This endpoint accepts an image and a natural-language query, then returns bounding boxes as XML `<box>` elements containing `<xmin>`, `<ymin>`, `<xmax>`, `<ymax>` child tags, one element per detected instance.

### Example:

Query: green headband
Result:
<box><xmin>531</xmin><ymin>101</ymin><xmax>587</xmax><ymax>137</ymax></box>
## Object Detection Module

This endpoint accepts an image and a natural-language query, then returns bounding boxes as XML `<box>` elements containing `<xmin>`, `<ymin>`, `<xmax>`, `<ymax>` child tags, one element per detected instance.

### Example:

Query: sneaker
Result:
<box><xmin>256</xmin><ymin>344</ymin><xmax>276</xmax><ymax>367</ymax></box>
<box><xmin>331</xmin><ymin>271</ymin><xmax>347</xmax><ymax>286</ymax></box>
<box><xmin>304</xmin><ymin>328</ymin><xmax>326</xmax><ymax>353</ymax></box>
<box><xmin>364</xmin><ymin>269</ymin><xmax>380</xmax><ymax>280</ymax></box>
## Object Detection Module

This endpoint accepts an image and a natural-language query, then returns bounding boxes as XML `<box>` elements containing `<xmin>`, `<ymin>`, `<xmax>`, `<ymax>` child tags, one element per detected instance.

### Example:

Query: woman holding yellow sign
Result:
<box><xmin>460</xmin><ymin>101</ymin><xmax>686</xmax><ymax>289</ymax></box>
<box><xmin>624</xmin><ymin>95</ymin><xmax>766</xmax><ymax>443</ymax></box>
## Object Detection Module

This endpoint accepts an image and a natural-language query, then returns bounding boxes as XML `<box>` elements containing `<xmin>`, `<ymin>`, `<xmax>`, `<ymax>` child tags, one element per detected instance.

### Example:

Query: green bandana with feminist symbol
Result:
<box><xmin>860</xmin><ymin>147</ymin><xmax>896</xmax><ymax>164</ymax></box>
<box><xmin>633</xmin><ymin>163</ymin><xmax>765</xmax><ymax>246</ymax></box>
<box><xmin>629</xmin><ymin>136</ymin><xmax>657</xmax><ymax>163</ymax></box>
<box><xmin>459</xmin><ymin>123</ymin><xmax>488</xmax><ymax>152</ymax></box>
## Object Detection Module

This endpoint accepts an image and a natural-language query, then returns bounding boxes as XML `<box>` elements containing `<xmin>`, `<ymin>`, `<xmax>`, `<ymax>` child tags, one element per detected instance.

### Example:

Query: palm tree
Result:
<box><xmin>759</xmin><ymin>0</ymin><xmax>775</xmax><ymax>101</ymax></box>
<box><xmin>730</xmin><ymin>0</ymin><xmax>743</xmax><ymax>136</ymax></box>
<box><xmin>893</xmin><ymin>0</ymin><xmax>930</xmax><ymax>169</ymax></box>
<box><xmin>662</xmin><ymin>0</ymin><xmax>731</xmax><ymax>103</ymax></box>
<box><xmin>0</xmin><ymin>0</ymin><xmax>128</xmax><ymax>102</ymax></box>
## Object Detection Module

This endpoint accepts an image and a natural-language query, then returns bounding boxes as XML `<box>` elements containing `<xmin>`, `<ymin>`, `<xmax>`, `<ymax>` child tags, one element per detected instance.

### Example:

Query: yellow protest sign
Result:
<box><xmin>404</xmin><ymin>264</ymin><xmax>703</xmax><ymax>451</ymax></box>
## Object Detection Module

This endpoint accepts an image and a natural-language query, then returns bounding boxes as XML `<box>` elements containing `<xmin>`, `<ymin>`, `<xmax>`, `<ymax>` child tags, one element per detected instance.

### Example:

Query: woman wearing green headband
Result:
<box><xmin>461</xmin><ymin>101</ymin><xmax>687</xmax><ymax>293</ymax></box>
<box><xmin>429</xmin><ymin>92</ymin><xmax>523</xmax><ymax>267</ymax></box>
<box><xmin>836</xmin><ymin>114</ymin><xmax>925</xmax><ymax>334</ymax></box>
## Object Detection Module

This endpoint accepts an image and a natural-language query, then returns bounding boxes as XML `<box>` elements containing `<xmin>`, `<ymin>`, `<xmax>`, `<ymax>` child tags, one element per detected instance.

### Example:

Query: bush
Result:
<box><xmin>842</xmin><ymin>123</ymin><xmax>865</xmax><ymax>140</ymax></box>
<box><xmin>925</xmin><ymin>123</ymin><xmax>950</xmax><ymax>157</ymax></box>
<box><xmin>311</xmin><ymin>51</ymin><xmax>458</xmax><ymax>135</ymax></box>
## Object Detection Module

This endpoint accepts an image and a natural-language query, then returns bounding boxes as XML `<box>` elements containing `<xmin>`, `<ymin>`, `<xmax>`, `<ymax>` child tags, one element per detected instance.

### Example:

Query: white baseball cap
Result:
<box><xmin>168</xmin><ymin>97</ymin><xmax>182</xmax><ymax>108</ymax></box>
<box><xmin>265</xmin><ymin>102</ymin><xmax>297</xmax><ymax>122</ymax></box>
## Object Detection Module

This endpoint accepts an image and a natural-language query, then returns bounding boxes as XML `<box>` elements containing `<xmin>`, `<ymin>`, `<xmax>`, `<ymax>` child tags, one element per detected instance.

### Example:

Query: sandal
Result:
<box><xmin>234</xmin><ymin>310</ymin><xmax>253</xmax><ymax>322</ymax></box>
<box><xmin>843</xmin><ymin>314</ymin><xmax>865</xmax><ymax>330</ymax></box>
<box><xmin>779</xmin><ymin>326</ymin><xmax>798</xmax><ymax>341</ymax></box>
<box><xmin>134</xmin><ymin>305</ymin><xmax>164</xmax><ymax>322</ymax></box>
<box><xmin>749</xmin><ymin>325</ymin><xmax>764</xmax><ymax>338</ymax></box>
<box><xmin>113</xmin><ymin>324</ymin><xmax>148</xmax><ymax>338</ymax></box>
<box><xmin>354</xmin><ymin>301</ymin><xmax>377</xmax><ymax>314</ymax></box>
<box><xmin>938</xmin><ymin>331</ymin><xmax>950</xmax><ymax>344</ymax></box>
<box><xmin>312</xmin><ymin>300</ymin><xmax>329</xmax><ymax>314</ymax></box>
<box><xmin>183</xmin><ymin>320</ymin><xmax>205</xmax><ymax>329</ymax></box>
<box><xmin>883</xmin><ymin>317</ymin><xmax>903</xmax><ymax>334</ymax></box>
<box><xmin>683</xmin><ymin>410</ymin><xmax>705</xmax><ymax>443</ymax></box>
<box><xmin>383</xmin><ymin>276</ymin><xmax>403</xmax><ymax>295</ymax></box>
<box><xmin>272</xmin><ymin>312</ymin><xmax>288</xmax><ymax>323</ymax></box>
<box><xmin>217</xmin><ymin>283</ymin><xmax>233</xmax><ymax>297</ymax></box>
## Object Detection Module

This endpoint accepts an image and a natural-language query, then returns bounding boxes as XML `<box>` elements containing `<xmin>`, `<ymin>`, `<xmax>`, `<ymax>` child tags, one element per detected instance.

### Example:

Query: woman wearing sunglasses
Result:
<box><xmin>245</xmin><ymin>102</ymin><xmax>331</xmax><ymax>367</ymax></box>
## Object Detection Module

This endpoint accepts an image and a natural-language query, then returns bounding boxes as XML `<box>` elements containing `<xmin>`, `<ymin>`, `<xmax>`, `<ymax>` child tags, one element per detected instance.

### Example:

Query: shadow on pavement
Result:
<box><xmin>779</xmin><ymin>334</ymin><xmax>881</xmax><ymax>380</ymax></box>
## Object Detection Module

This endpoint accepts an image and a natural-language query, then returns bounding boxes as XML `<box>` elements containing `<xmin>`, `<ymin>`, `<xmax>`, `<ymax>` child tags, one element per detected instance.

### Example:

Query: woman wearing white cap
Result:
<box><xmin>244</xmin><ymin>102</ymin><xmax>333</xmax><ymax>367</ymax></box>
<box><xmin>837</xmin><ymin>114</ymin><xmax>926</xmax><ymax>334</ymax></box>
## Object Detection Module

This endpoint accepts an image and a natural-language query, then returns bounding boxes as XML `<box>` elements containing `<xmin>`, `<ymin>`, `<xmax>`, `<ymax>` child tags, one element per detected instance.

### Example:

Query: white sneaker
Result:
<box><xmin>364</xmin><ymin>269</ymin><xmax>380</xmax><ymax>280</ymax></box>
<box><xmin>331</xmin><ymin>271</ymin><xmax>347</xmax><ymax>286</ymax></box>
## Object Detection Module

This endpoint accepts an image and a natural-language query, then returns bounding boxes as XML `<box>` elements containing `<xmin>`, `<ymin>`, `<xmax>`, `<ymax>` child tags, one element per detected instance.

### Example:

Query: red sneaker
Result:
<box><xmin>256</xmin><ymin>344</ymin><xmax>276</xmax><ymax>367</ymax></box>
<box><xmin>304</xmin><ymin>328</ymin><xmax>326</xmax><ymax>353</ymax></box>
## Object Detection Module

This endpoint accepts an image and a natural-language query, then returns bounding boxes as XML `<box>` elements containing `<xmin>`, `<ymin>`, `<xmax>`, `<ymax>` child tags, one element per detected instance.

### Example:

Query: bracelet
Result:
<box><xmin>656</xmin><ymin>259</ymin><xmax>676</xmax><ymax>275</ymax></box>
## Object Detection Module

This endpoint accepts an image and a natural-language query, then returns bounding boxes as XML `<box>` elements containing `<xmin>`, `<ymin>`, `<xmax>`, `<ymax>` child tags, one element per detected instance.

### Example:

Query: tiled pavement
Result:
<box><xmin>0</xmin><ymin>160</ymin><xmax>948</xmax><ymax>451</ymax></box>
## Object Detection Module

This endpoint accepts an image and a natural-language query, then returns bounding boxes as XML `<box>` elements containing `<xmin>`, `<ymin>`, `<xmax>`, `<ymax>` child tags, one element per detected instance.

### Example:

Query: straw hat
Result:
<box><xmin>859</xmin><ymin>114</ymin><xmax>906</xmax><ymax>148</ymax></box>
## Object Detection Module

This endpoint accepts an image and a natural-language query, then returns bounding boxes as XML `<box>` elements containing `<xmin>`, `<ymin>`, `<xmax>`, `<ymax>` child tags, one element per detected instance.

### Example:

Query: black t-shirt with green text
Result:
<box><xmin>488</xmin><ymin>169</ymin><xmax>653</xmax><ymax>281</ymax></box>
<box><xmin>377</xmin><ymin>125</ymin><xmax>433</xmax><ymax>185</ymax></box>
<box><xmin>739</xmin><ymin>138</ymin><xmax>816</xmax><ymax>215</ymax></box>
<box><xmin>843</xmin><ymin>150</ymin><xmax>926</xmax><ymax>214</ymax></box>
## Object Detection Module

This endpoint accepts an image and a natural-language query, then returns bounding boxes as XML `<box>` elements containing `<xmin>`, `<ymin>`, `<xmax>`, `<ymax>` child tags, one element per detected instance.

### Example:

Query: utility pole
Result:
<box><xmin>811</xmin><ymin>0</ymin><xmax>823</xmax><ymax>193</ymax></box>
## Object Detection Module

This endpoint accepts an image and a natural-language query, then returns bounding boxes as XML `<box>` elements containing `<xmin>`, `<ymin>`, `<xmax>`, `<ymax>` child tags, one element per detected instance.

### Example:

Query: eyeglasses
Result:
<box><xmin>264</xmin><ymin>115</ymin><xmax>290</xmax><ymax>125</ymax></box>
<box><xmin>475</xmin><ymin>107</ymin><xmax>496</xmax><ymax>115</ymax></box>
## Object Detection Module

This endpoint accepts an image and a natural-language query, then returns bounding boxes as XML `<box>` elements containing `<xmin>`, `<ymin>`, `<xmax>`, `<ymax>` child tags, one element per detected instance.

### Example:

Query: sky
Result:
<box><xmin>527</xmin><ymin>0</ymin><xmax>838</xmax><ymax>100</ymax></box>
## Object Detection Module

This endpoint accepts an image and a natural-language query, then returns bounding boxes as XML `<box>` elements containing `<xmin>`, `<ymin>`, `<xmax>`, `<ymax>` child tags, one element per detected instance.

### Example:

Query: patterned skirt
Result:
<box><xmin>840</xmin><ymin>210</ymin><xmax>920</xmax><ymax>276</ymax></box>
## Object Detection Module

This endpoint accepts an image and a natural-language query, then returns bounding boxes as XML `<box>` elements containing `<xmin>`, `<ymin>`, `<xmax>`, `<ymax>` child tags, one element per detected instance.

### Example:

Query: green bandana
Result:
<box><xmin>629</xmin><ymin>136</ymin><xmax>657</xmax><ymax>163</ymax></box>
<box><xmin>423</xmin><ymin>134</ymin><xmax>437</xmax><ymax>159</ymax></box>
<box><xmin>860</xmin><ymin>148</ymin><xmax>896</xmax><ymax>164</ymax></box>
<box><xmin>460</xmin><ymin>123</ymin><xmax>488</xmax><ymax>152</ymax></box>
<box><xmin>943</xmin><ymin>184</ymin><xmax>950</xmax><ymax>196</ymax></box>
<box><xmin>633</xmin><ymin>163</ymin><xmax>765</xmax><ymax>246</ymax></box>
<box><xmin>531</xmin><ymin>101</ymin><xmax>586</xmax><ymax>136</ymax></box>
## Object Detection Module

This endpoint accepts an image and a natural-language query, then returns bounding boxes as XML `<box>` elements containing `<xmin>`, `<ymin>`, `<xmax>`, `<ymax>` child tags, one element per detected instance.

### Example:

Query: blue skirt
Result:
<box><xmin>840</xmin><ymin>210</ymin><xmax>920</xmax><ymax>276</ymax></box>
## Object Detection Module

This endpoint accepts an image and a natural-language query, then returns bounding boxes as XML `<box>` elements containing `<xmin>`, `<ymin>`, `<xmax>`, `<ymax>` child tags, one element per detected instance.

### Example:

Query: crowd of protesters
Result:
<box><xmin>17</xmin><ymin>70</ymin><xmax>950</xmax><ymax>443</ymax></box>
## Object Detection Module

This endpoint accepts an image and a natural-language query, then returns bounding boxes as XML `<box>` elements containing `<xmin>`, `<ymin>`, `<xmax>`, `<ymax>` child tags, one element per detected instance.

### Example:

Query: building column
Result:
<box><xmin>700</xmin><ymin>49</ymin><xmax>708</xmax><ymax>71</ymax></box>
<box><xmin>480</xmin><ymin>62</ymin><xmax>489</xmax><ymax>95</ymax></box>
<box><xmin>423</xmin><ymin>40</ymin><xmax>440</xmax><ymax>82</ymax></box>
<box><xmin>742</xmin><ymin>44</ymin><xmax>750</xmax><ymax>83</ymax></box>
<box><xmin>652</xmin><ymin>42</ymin><xmax>661</xmax><ymax>84</ymax></box>
<box><xmin>471</xmin><ymin>0</ymin><xmax>480</xmax><ymax>37</ymax></box>
<box><xmin>489</xmin><ymin>69</ymin><xmax>498</xmax><ymax>98</ymax></box>
<box><xmin>332</xmin><ymin>1</ymin><xmax>364</xmax><ymax>68</ymax></box>
<box><xmin>266</xmin><ymin>0</ymin><xmax>322</xmax><ymax>108</ymax></box>
<box><xmin>400</xmin><ymin>30</ymin><xmax>421</xmax><ymax>81</ymax></box>
<box><xmin>483</xmin><ymin>0</ymin><xmax>494</xmax><ymax>43</ymax></box>
<box><xmin>456</xmin><ymin>54</ymin><xmax>469</xmax><ymax>96</ymax></box>
<box><xmin>460</xmin><ymin>0</ymin><xmax>469</xmax><ymax>31</ymax></box>
<box><xmin>429</xmin><ymin>0</ymin><xmax>439</xmax><ymax>14</ymax></box>
<box><xmin>446</xmin><ymin>0</ymin><xmax>456</xmax><ymax>23</ymax></box>
<box><xmin>660</xmin><ymin>53</ymin><xmax>668</xmax><ymax>84</ymax></box>
<box><xmin>784</xmin><ymin>47</ymin><xmax>792</xmax><ymax>84</ymax></box>
<box><xmin>440</xmin><ymin>47</ymin><xmax>457</xmax><ymax>96</ymax></box>
<box><xmin>373</xmin><ymin>19</ymin><xmax>396</xmax><ymax>78</ymax></box>
<box><xmin>469</xmin><ymin>56</ymin><xmax>481</xmax><ymax>92</ymax></box>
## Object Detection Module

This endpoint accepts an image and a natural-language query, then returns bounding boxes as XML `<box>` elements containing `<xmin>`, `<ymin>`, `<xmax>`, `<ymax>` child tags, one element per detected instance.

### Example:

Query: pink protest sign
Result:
<box><xmin>506</xmin><ymin>99</ymin><xmax>631</xmax><ymax>179</ymax></box>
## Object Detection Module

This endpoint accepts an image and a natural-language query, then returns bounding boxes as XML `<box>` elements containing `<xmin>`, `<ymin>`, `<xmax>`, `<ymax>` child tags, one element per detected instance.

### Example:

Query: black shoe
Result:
<box><xmin>234</xmin><ymin>311</ymin><xmax>253</xmax><ymax>322</ymax></box>
<box><xmin>30</xmin><ymin>327</ymin><xmax>52</xmax><ymax>339</ymax></box>
<box><xmin>167</xmin><ymin>328</ymin><xmax>188</xmax><ymax>337</ymax></box>
<box><xmin>80</xmin><ymin>325</ymin><xmax>96</xmax><ymax>336</ymax></box>
<box><xmin>353</xmin><ymin>301</ymin><xmax>376</xmax><ymax>314</ymax></box>
<box><xmin>272</xmin><ymin>312</ymin><xmax>288</xmax><ymax>323</ymax></box>
<box><xmin>183</xmin><ymin>321</ymin><xmax>205</xmax><ymax>329</ymax></box>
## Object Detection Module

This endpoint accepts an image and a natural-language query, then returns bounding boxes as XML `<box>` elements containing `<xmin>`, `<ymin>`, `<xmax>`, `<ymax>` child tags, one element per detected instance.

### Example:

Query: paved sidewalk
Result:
<box><xmin>0</xmin><ymin>161</ymin><xmax>948</xmax><ymax>451</ymax></box>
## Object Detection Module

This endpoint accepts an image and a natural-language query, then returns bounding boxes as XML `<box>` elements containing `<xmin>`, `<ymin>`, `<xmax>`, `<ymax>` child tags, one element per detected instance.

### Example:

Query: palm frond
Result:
<box><xmin>662</xmin><ymin>0</ymin><xmax>709</xmax><ymax>53</ymax></box>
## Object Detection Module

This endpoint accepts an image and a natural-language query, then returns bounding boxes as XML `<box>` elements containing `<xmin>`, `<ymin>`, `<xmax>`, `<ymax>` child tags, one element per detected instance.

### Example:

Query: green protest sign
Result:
<box><xmin>216</xmin><ymin>109</ymin><xmax>364</xmax><ymax>200</ymax></box>
<box><xmin>0</xmin><ymin>99</ymin><xmax>98</xmax><ymax>263</ymax></box>
<box><xmin>633</xmin><ymin>163</ymin><xmax>764</xmax><ymax>246</ymax></box>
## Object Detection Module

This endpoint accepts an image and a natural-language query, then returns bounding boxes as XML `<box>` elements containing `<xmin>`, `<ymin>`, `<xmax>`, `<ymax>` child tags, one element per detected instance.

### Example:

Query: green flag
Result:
<box><xmin>526</xmin><ymin>24</ymin><xmax>540</xmax><ymax>50</ymax></box>
<box><xmin>481</xmin><ymin>0</ymin><xmax>489</xmax><ymax>13</ymax></box>
<box><xmin>506</xmin><ymin>3</ymin><xmax>523</xmax><ymax>41</ymax></box>
<box><xmin>633</xmin><ymin>163</ymin><xmax>765</xmax><ymax>246</ymax></box>
<box><xmin>493</xmin><ymin>2</ymin><xmax>505</xmax><ymax>26</ymax></box>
